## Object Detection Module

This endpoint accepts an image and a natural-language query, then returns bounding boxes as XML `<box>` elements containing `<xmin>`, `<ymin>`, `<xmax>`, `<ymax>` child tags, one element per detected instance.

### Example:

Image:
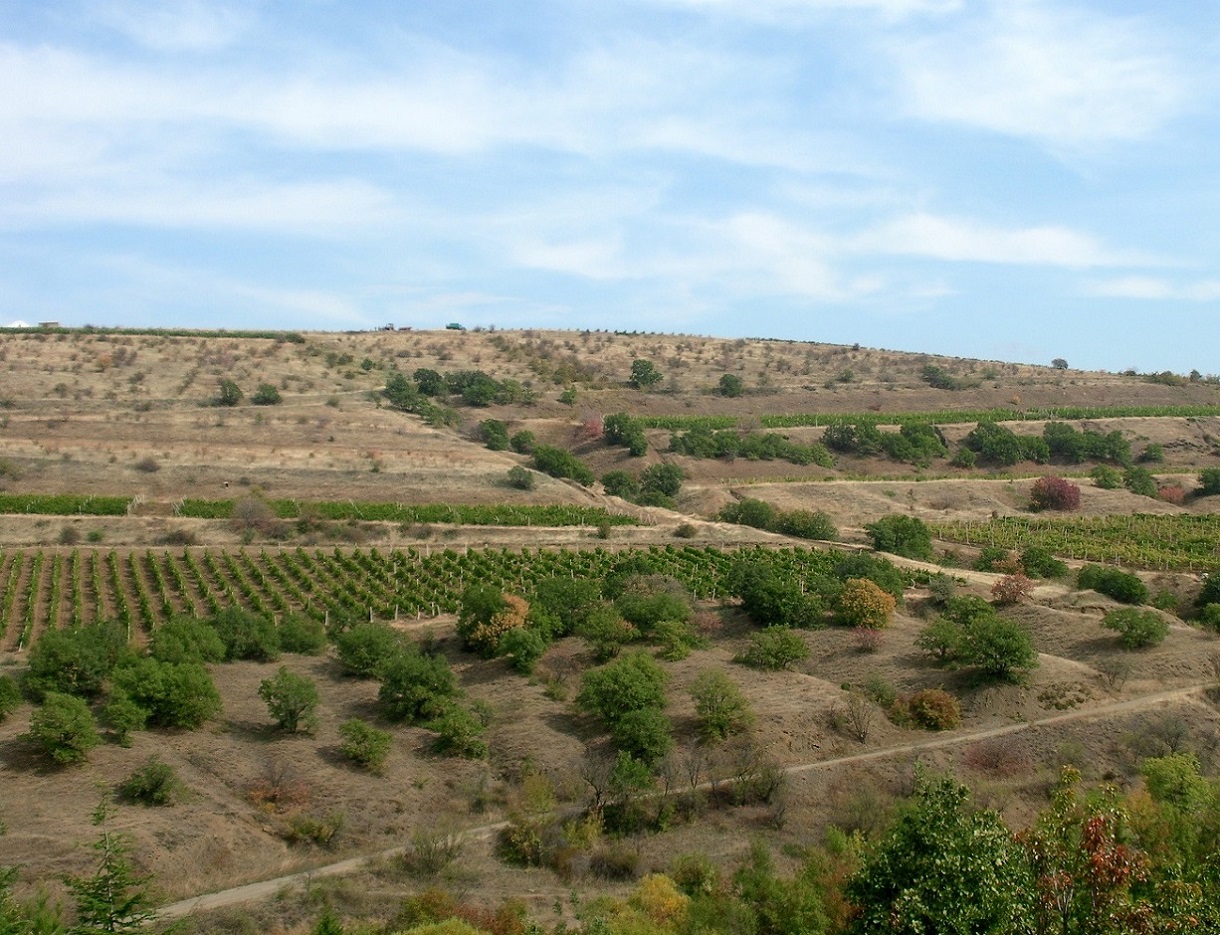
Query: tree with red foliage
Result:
<box><xmin>1030</xmin><ymin>475</ymin><xmax>1081</xmax><ymax>511</ymax></box>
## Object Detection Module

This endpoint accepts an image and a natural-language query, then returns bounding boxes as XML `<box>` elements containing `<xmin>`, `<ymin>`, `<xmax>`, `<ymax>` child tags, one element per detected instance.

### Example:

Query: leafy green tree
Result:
<box><xmin>577</xmin><ymin>605</ymin><xmax>637</xmax><ymax>662</ymax></box>
<box><xmin>611</xmin><ymin>706</ymin><xmax>672</xmax><ymax>766</ymax></box>
<box><xmin>413</xmin><ymin>368</ymin><xmax>446</xmax><ymax>396</ymax></box>
<box><xmin>530</xmin><ymin>576</ymin><xmax>603</xmax><ymax>637</ymax></box>
<box><xmin>960</xmin><ymin>615</ymin><xmax>1038</xmax><ymax>681</ymax></box>
<box><xmin>378</xmin><ymin>649</ymin><xmax>459</xmax><ymax>724</ymax></box>
<box><xmin>111</xmin><ymin>659</ymin><xmax>222</xmax><ymax>729</ymax></box>
<box><xmin>1091</xmin><ymin>464</ymin><xmax>1123</xmax><ymax>488</ymax></box>
<box><xmin>497</xmin><ymin>627</ymin><xmax>548</xmax><ymax>674</ymax></box>
<box><xmin>24</xmin><ymin>621</ymin><xmax>130</xmax><ymax>700</ymax></box>
<box><xmin>639</xmin><ymin>463</ymin><xmax>684</xmax><ymax>500</ymax></box>
<box><xmin>531</xmin><ymin>445</ymin><xmax>595</xmax><ymax>485</ymax></box>
<box><xmin>717</xmin><ymin>374</ymin><xmax>744</xmax><ymax>397</ymax></box>
<box><xmin>28</xmin><ymin>692</ymin><xmax>99</xmax><ymax>765</ymax></box>
<box><xmin>1124</xmin><ymin>465</ymin><xmax>1159</xmax><ymax>498</ymax></box>
<box><xmin>1020</xmin><ymin>546</ymin><xmax>1068</xmax><ymax>579</ymax></box>
<box><xmin>1103</xmin><ymin>608</ymin><xmax>1170</xmax><ymax>649</ymax></box>
<box><xmin>690</xmin><ymin>669</ymin><xmax>753</xmax><ymax>743</ymax></box>
<box><xmin>66</xmin><ymin>799</ymin><xmax>157</xmax><ymax>934</ymax></box>
<box><xmin>915</xmin><ymin>616</ymin><xmax>963</xmax><ymax>664</ymax></box>
<box><xmin>847</xmin><ymin>772</ymin><xmax>1033</xmax><ymax>934</ymax></box>
<box><xmin>101</xmin><ymin>689</ymin><xmax>147</xmax><ymax>747</ymax></box>
<box><xmin>338</xmin><ymin>718</ymin><xmax>392</xmax><ymax>774</ymax></box>
<box><xmin>214</xmin><ymin>378</ymin><xmax>243</xmax><ymax>407</ymax></box>
<box><xmin>772</xmin><ymin>509</ymin><xmax>837</xmax><ymax>541</ymax></box>
<box><xmin>1077</xmin><ymin>565</ymin><xmax>1149</xmax><ymax>605</ymax></box>
<box><xmin>601</xmin><ymin>470</ymin><xmax>641</xmax><ymax>500</ymax></box>
<box><xmin>258</xmin><ymin>668</ymin><xmax>319</xmax><ymax>732</ymax></box>
<box><xmin>576</xmin><ymin>651</ymin><xmax>668</xmax><ymax>728</ymax></box>
<box><xmin>251</xmin><ymin>383</ymin><xmax>282</xmax><ymax>405</ymax></box>
<box><xmin>864</xmin><ymin>514</ymin><xmax>933</xmax><ymax>560</ymax></box>
<box><xmin>629</xmin><ymin>359</ymin><xmax>663</xmax><ymax>389</ymax></box>
<box><xmin>719</xmin><ymin>497</ymin><xmax>777</xmax><ymax>530</ymax></box>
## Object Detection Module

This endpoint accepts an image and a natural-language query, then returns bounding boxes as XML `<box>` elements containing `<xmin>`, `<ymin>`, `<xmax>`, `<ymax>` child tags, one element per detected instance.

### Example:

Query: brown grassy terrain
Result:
<box><xmin>2</xmin><ymin>327</ymin><xmax>1220</xmax><ymax>931</ymax></box>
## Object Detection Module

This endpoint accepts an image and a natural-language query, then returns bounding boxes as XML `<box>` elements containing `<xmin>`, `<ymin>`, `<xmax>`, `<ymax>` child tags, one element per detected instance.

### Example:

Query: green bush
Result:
<box><xmin>1091</xmin><ymin>464</ymin><xmax>1123</xmax><ymax>489</ymax></box>
<box><xmin>430</xmin><ymin>704</ymin><xmax>488</xmax><ymax>759</ymax></box>
<box><xmin>1077</xmin><ymin>565</ymin><xmax>1148</xmax><ymax>605</ymax></box>
<box><xmin>576</xmin><ymin>651</ymin><xmax>668</xmax><ymax>727</ymax></box>
<box><xmin>865</xmin><ymin>514</ymin><xmax>934</xmax><ymax>560</ymax></box>
<box><xmin>277</xmin><ymin>614</ymin><xmax>327</xmax><ymax>655</ymax></box>
<box><xmin>258</xmin><ymin>668</ymin><xmax>319</xmax><ymax>732</ymax></box>
<box><xmin>773</xmin><ymin>509</ymin><xmax>838</xmax><ymax>541</ymax></box>
<box><xmin>719</xmin><ymin>498</ymin><xmax>777</xmax><ymax>530</ymax></box>
<box><xmin>1103</xmin><ymin>608</ymin><xmax>1170</xmax><ymax>649</ymax></box>
<box><xmin>509</xmin><ymin>430</ymin><xmax>536</xmax><ymax>454</ymax></box>
<box><xmin>735</xmin><ymin>629</ymin><xmax>810</xmax><ymax>671</ymax></box>
<box><xmin>102</xmin><ymin>689</ymin><xmax>147</xmax><ymax>746</ymax></box>
<box><xmin>149</xmin><ymin>617</ymin><xmax>226</xmax><ymax>665</ymax></box>
<box><xmin>531</xmin><ymin>445</ymin><xmax>595</xmax><ymax>485</ymax></box>
<box><xmin>506</xmin><ymin>465</ymin><xmax>535</xmax><ymax>490</ymax></box>
<box><xmin>1123</xmin><ymin>466</ymin><xmax>1159</xmax><ymax>498</ymax></box>
<box><xmin>378</xmin><ymin>649</ymin><xmax>459</xmax><ymax>724</ymax></box>
<box><xmin>960</xmin><ymin>616</ymin><xmax>1038</xmax><ymax>682</ymax></box>
<box><xmin>1198</xmin><ymin>468</ymin><xmax>1220</xmax><ymax>496</ymax></box>
<box><xmin>497</xmin><ymin>626</ymin><xmax>548</xmax><ymax>674</ymax></box>
<box><xmin>336</xmin><ymin>622</ymin><xmax>402</xmax><ymax>678</ymax></box>
<box><xmin>119</xmin><ymin>757</ymin><xmax>183</xmax><ymax>806</ymax></box>
<box><xmin>0</xmin><ymin>674</ymin><xmax>20</xmax><ymax>721</ymax></box>
<box><xmin>338</xmin><ymin>718</ymin><xmax>392</xmax><ymax>774</ymax></box>
<box><xmin>479</xmin><ymin>419</ymin><xmax>509</xmax><ymax>451</ymax></box>
<box><xmin>610</xmin><ymin>706</ymin><xmax>672</xmax><ymax>766</ymax></box>
<box><xmin>111</xmin><ymin>659</ymin><xmax>223</xmax><ymax>729</ymax></box>
<box><xmin>1200</xmin><ymin>603</ymin><xmax>1220</xmax><ymax>632</ymax></box>
<box><xmin>208</xmin><ymin>607</ymin><xmax>280</xmax><ymax>662</ymax></box>
<box><xmin>214</xmin><ymin>379</ymin><xmax>243</xmax><ymax>407</ymax></box>
<box><xmin>27</xmin><ymin>693</ymin><xmax>99</xmax><ymax>764</ymax></box>
<box><xmin>1020</xmin><ymin>546</ymin><xmax>1068</xmax><ymax>579</ymax></box>
<box><xmin>251</xmin><ymin>383</ymin><xmax>282</xmax><ymax>405</ymax></box>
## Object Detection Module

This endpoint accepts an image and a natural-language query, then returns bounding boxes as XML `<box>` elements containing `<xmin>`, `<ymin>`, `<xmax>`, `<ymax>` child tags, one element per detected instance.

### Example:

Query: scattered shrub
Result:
<box><xmin>119</xmin><ymin>757</ymin><xmax>183</xmax><ymax>806</ymax></box>
<box><xmin>1123</xmin><ymin>466</ymin><xmax>1159</xmax><ymax>498</ymax></box>
<box><xmin>133</xmin><ymin>456</ymin><xmax>161</xmax><ymax>473</ymax></box>
<box><xmin>27</xmin><ymin>692</ymin><xmax>99</xmax><ymax>764</ymax></box>
<box><xmin>689</xmin><ymin>669</ymin><xmax>753</xmax><ymax>743</ymax></box>
<box><xmin>991</xmin><ymin>573</ymin><xmax>1034</xmax><ymax>605</ymax></box>
<box><xmin>836</xmin><ymin>578</ymin><xmax>896</xmax><ymax>629</ymax></box>
<box><xmin>1091</xmin><ymin>465</ymin><xmax>1123</xmax><ymax>489</ymax></box>
<box><xmin>673</xmin><ymin>522</ymin><xmax>698</xmax><ymax>539</ymax></box>
<box><xmin>0</xmin><ymin>674</ymin><xmax>20</xmax><ymax>721</ymax></box>
<box><xmin>149</xmin><ymin>617</ymin><xmax>226</xmax><ymax>665</ymax></box>
<box><xmin>1103</xmin><ymin>608</ymin><xmax>1170</xmax><ymax>649</ymax></box>
<box><xmin>864</xmin><ymin>514</ymin><xmax>933</xmax><ymax>560</ymax></box>
<box><xmin>905</xmin><ymin>688</ymin><xmax>961</xmax><ymax>730</ymax></box>
<box><xmin>208</xmin><ymin>607</ymin><xmax>280</xmax><ymax>662</ymax></box>
<box><xmin>251</xmin><ymin>383</ymin><xmax>282</xmax><ymax>405</ymax></box>
<box><xmin>110</xmin><ymin>658</ymin><xmax>223</xmax><ymax>728</ymax></box>
<box><xmin>509</xmin><ymin>430</ymin><xmax>536</xmax><ymax>454</ymax></box>
<box><xmin>1029</xmin><ymin>475</ymin><xmax>1080</xmax><ymax>511</ymax></box>
<box><xmin>214</xmin><ymin>379</ymin><xmax>243</xmax><ymax>407</ymax></box>
<box><xmin>336</xmin><ymin>622</ymin><xmax>402</xmax><ymax>678</ymax></box>
<box><xmin>378</xmin><ymin>649</ymin><xmax>459</xmax><ymax>724</ymax></box>
<box><xmin>1158</xmin><ymin>484</ymin><xmax>1187</xmax><ymax>505</ymax></box>
<box><xmin>430</xmin><ymin>704</ymin><xmax>489</xmax><ymax>759</ymax></box>
<box><xmin>1077</xmin><ymin>565</ymin><xmax>1148</xmax><ymax>605</ymax></box>
<box><xmin>338</xmin><ymin>718</ymin><xmax>392</xmax><ymax>774</ymax></box>
<box><xmin>498</xmin><ymin>626</ymin><xmax>548</xmax><ymax>674</ymax></box>
<box><xmin>1020</xmin><ymin>546</ymin><xmax>1068</xmax><ymax>579</ymax></box>
<box><xmin>735</xmin><ymin>629</ymin><xmax>810</xmax><ymax>671</ymax></box>
<box><xmin>506</xmin><ymin>465</ymin><xmax>535</xmax><ymax>490</ymax></box>
<box><xmin>1198</xmin><ymin>468</ymin><xmax>1220</xmax><ymax>497</ymax></box>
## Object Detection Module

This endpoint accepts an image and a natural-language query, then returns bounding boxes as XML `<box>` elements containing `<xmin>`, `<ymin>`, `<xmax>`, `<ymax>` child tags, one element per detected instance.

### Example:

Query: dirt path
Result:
<box><xmin>156</xmin><ymin>683</ymin><xmax>1211</xmax><ymax>921</ymax></box>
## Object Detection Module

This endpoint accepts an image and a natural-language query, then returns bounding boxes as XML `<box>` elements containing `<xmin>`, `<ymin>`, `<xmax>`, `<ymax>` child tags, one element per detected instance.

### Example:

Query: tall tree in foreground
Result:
<box><xmin>66</xmin><ymin>799</ymin><xmax>157</xmax><ymax>935</ymax></box>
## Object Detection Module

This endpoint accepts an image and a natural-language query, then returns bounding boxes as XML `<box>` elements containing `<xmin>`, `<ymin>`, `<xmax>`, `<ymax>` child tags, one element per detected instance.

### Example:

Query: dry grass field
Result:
<box><xmin>2</xmin><ymin>326</ymin><xmax>1220</xmax><ymax>932</ymax></box>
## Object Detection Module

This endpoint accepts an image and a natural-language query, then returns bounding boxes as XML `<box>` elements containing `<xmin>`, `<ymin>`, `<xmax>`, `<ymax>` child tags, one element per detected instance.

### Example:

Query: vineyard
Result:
<box><xmin>174</xmin><ymin>500</ymin><xmax>640</xmax><ymax>527</ymax></box>
<box><xmin>929</xmin><ymin>513</ymin><xmax>1220</xmax><ymax>573</ymax></box>
<box><xmin>0</xmin><ymin>544</ymin><xmax>852</xmax><ymax>652</ymax></box>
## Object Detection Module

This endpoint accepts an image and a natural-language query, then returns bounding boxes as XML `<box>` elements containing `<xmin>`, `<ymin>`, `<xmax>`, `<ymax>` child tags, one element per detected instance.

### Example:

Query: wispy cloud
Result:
<box><xmin>860</xmin><ymin>213</ymin><xmax>1149</xmax><ymax>268</ymax></box>
<box><xmin>647</xmin><ymin>0</ymin><xmax>962</xmax><ymax>21</ymax></box>
<box><xmin>887</xmin><ymin>1</ymin><xmax>1187</xmax><ymax>147</ymax></box>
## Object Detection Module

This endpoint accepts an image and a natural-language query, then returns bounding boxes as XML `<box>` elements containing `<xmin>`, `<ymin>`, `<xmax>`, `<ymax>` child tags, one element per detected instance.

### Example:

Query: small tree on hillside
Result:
<box><xmin>258</xmin><ymin>668</ymin><xmax>320</xmax><ymax>733</ymax></box>
<box><xmin>629</xmin><ymin>359</ymin><xmax>663</xmax><ymax>389</ymax></box>
<box><xmin>67</xmin><ymin>799</ymin><xmax>157</xmax><ymax>935</ymax></box>
<box><xmin>837</xmin><ymin>578</ymin><xmax>896</xmax><ymax>629</ymax></box>
<box><xmin>28</xmin><ymin>692</ymin><xmax>99</xmax><ymax>765</ymax></box>
<box><xmin>864</xmin><ymin>514</ymin><xmax>933</xmax><ymax>560</ymax></box>
<box><xmin>214</xmin><ymin>379</ymin><xmax>243</xmax><ymax>407</ymax></box>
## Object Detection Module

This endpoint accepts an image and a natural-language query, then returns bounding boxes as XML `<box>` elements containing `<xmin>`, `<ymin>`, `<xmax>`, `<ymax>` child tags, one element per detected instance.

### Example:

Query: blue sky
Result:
<box><xmin>1</xmin><ymin>1</ymin><xmax>1217</xmax><ymax>372</ymax></box>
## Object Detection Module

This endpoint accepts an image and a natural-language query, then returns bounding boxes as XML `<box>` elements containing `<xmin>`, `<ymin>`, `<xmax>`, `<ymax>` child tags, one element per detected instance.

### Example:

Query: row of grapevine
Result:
<box><xmin>0</xmin><ymin>544</ymin><xmax>857</xmax><ymax>649</ymax></box>
<box><xmin>929</xmin><ymin>513</ymin><xmax>1220</xmax><ymax>573</ymax></box>
<box><xmin>174</xmin><ymin>498</ymin><xmax>640</xmax><ymax>527</ymax></box>
<box><xmin>637</xmin><ymin>404</ymin><xmax>1220</xmax><ymax>433</ymax></box>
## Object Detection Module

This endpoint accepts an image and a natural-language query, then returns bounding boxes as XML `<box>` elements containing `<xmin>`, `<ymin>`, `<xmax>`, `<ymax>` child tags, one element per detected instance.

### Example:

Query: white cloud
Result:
<box><xmin>0</xmin><ymin>179</ymin><xmax>396</xmax><ymax>233</ymax></box>
<box><xmin>888</xmin><ymin>1</ymin><xmax>1186</xmax><ymax>147</ymax></box>
<box><xmin>88</xmin><ymin>1</ymin><xmax>252</xmax><ymax>52</ymax></box>
<box><xmin>860</xmin><ymin>213</ymin><xmax>1146</xmax><ymax>268</ymax></box>
<box><xmin>1083</xmin><ymin>277</ymin><xmax>1220</xmax><ymax>301</ymax></box>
